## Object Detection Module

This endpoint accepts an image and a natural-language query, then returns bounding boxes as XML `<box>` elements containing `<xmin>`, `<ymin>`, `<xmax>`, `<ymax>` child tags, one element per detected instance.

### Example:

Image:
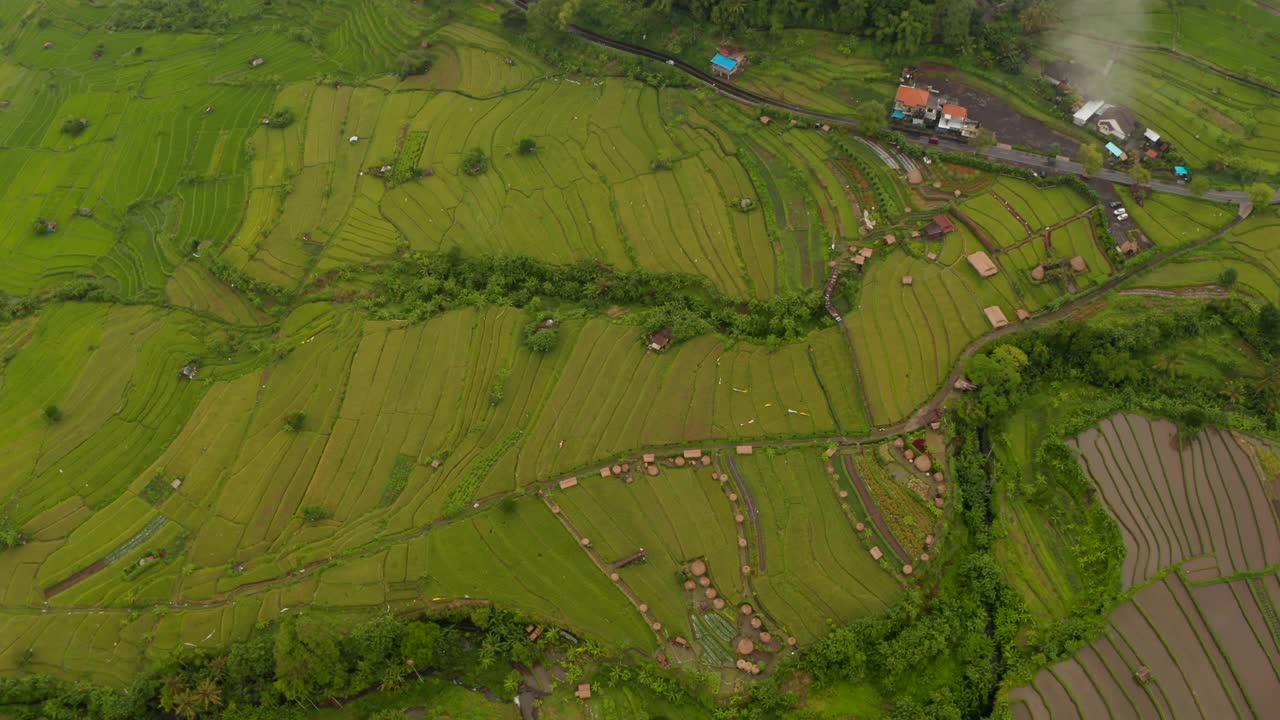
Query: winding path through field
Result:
<box><xmin>724</xmin><ymin>456</ymin><xmax>765</xmax><ymax>573</ymax></box>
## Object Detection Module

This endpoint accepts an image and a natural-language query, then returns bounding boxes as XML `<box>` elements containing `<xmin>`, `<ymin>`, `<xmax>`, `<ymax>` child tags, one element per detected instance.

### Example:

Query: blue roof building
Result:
<box><xmin>710</xmin><ymin>47</ymin><xmax>747</xmax><ymax>79</ymax></box>
<box><xmin>711</xmin><ymin>54</ymin><xmax>738</xmax><ymax>72</ymax></box>
<box><xmin>1173</xmin><ymin>165</ymin><xmax>1189</xmax><ymax>177</ymax></box>
<box><xmin>1104</xmin><ymin>142</ymin><xmax>1124</xmax><ymax>159</ymax></box>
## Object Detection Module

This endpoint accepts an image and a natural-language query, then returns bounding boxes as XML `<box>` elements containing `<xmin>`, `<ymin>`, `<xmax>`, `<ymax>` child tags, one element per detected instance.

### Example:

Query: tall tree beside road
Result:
<box><xmin>1246</xmin><ymin>182</ymin><xmax>1274</xmax><ymax>208</ymax></box>
<box><xmin>1077</xmin><ymin>144</ymin><xmax>1102</xmax><ymax>175</ymax></box>
<box><xmin>853</xmin><ymin>100</ymin><xmax>888</xmax><ymax>131</ymax></box>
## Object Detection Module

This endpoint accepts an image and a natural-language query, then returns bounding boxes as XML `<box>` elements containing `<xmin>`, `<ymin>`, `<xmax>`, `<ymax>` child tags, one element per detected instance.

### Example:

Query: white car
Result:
<box><xmin>1116</xmin><ymin>213</ymin><xmax>1129</xmax><ymax>221</ymax></box>
<box><xmin>1113</xmin><ymin>207</ymin><xmax>1126</xmax><ymax>215</ymax></box>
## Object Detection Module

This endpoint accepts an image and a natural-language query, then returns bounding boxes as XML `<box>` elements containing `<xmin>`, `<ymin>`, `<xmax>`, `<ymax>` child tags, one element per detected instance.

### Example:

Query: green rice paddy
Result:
<box><xmin>0</xmin><ymin>0</ymin><xmax>1260</xmax><ymax>694</ymax></box>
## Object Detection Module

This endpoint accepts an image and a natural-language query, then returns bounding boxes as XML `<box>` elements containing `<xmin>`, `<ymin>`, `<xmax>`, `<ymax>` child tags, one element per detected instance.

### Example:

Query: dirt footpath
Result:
<box><xmin>915</xmin><ymin>64</ymin><xmax>1080</xmax><ymax>155</ymax></box>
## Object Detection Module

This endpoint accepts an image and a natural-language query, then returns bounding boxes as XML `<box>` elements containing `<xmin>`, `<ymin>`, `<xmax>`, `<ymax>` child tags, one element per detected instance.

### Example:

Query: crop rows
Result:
<box><xmin>738</xmin><ymin>453</ymin><xmax>900</xmax><ymax>642</ymax></box>
<box><xmin>1069</xmin><ymin>413</ymin><xmax>1280</xmax><ymax>589</ymax></box>
<box><xmin>552</xmin><ymin>465</ymin><xmax>746</xmax><ymax>641</ymax></box>
<box><xmin>854</xmin><ymin>450</ymin><xmax>934</xmax><ymax>555</ymax></box>
<box><xmin>1133</xmin><ymin>216</ymin><xmax>1280</xmax><ymax>299</ymax></box>
<box><xmin>1010</xmin><ymin>573</ymin><xmax>1280</xmax><ymax>720</ymax></box>
<box><xmin>846</xmin><ymin>249</ymin><xmax>1027</xmax><ymax>424</ymax></box>
<box><xmin>1122</xmin><ymin>190</ymin><xmax>1236</xmax><ymax>248</ymax></box>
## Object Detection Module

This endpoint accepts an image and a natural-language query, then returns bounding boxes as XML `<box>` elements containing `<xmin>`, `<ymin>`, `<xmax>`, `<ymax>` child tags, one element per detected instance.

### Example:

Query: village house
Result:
<box><xmin>921</xmin><ymin>213</ymin><xmax>956</xmax><ymax>239</ymax></box>
<box><xmin>937</xmin><ymin>103</ymin><xmax>978</xmax><ymax>137</ymax></box>
<box><xmin>647</xmin><ymin>327</ymin><xmax>673</xmax><ymax>352</ymax></box>
<box><xmin>1072</xmin><ymin>99</ymin><xmax>1107</xmax><ymax>127</ymax></box>
<box><xmin>892</xmin><ymin>85</ymin><xmax>978</xmax><ymax>138</ymax></box>
<box><xmin>892</xmin><ymin>85</ymin><xmax>933</xmax><ymax>125</ymax></box>
<box><xmin>709</xmin><ymin>45</ymin><xmax>747</xmax><ymax>80</ymax></box>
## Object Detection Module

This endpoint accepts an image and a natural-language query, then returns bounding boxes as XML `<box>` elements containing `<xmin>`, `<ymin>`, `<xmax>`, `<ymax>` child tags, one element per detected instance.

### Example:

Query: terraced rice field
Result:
<box><xmin>845</xmin><ymin>244</ymin><xmax>1034</xmax><ymax>424</ymax></box>
<box><xmin>332</xmin><ymin>74</ymin><xmax>784</xmax><ymax>297</ymax></box>
<box><xmin>735</xmin><ymin>452</ymin><xmax>901</xmax><ymax>642</ymax></box>
<box><xmin>852</xmin><ymin>449</ymin><xmax>936</xmax><ymax>556</ymax></box>
<box><xmin>549</xmin><ymin>464</ymin><xmax>745</xmax><ymax>643</ymax></box>
<box><xmin>0</xmin><ymin>302</ymin><xmax>874</xmax><ymax>678</ymax></box>
<box><xmin>1121</xmin><ymin>190</ymin><xmax>1236</xmax><ymax>248</ymax></box>
<box><xmin>1009</xmin><ymin>572</ymin><xmax>1280</xmax><ymax>720</ymax></box>
<box><xmin>1127</xmin><ymin>215</ymin><xmax>1280</xmax><ymax>300</ymax></box>
<box><xmin>1069</xmin><ymin>413</ymin><xmax>1280</xmax><ymax>589</ymax></box>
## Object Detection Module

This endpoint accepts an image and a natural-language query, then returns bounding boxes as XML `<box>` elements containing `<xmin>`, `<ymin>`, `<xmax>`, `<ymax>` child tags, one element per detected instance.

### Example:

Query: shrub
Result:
<box><xmin>461</xmin><ymin>148</ymin><xmax>487</xmax><ymax>176</ymax></box>
<box><xmin>395</xmin><ymin>49</ymin><xmax>433</xmax><ymax>78</ymax></box>
<box><xmin>517</xmin><ymin>138</ymin><xmax>538</xmax><ymax>156</ymax></box>
<box><xmin>0</xmin><ymin>517</ymin><xmax>23</xmax><ymax>550</ymax></box>
<box><xmin>301</xmin><ymin>505</ymin><xmax>333</xmax><ymax>522</ymax></box>
<box><xmin>266</xmin><ymin>108</ymin><xmax>295</xmax><ymax>129</ymax></box>
<box><xmin>140</xmin><ymin>475</ymin><xmax>173</xmax><ymax>505</ymax></box>
<box><xmin>1219</xmin><ymin>268</ymin><xmax>1238</xmax><ymax>287</ymax></box>
<box><xmin>43</xmin><ymin>405</ymin><xmax>62</xmax><ymax>423</ymax></box>
<box><xmin>284</xmin><ymin>411</ymin><xmax>306</xmax><ymax>432</ymax></box>
<box><xmin>60</xmin><ymin>118</ymin><xmax>88</xmax><ymax>136</ymax></box>
<box><xmin>526</xmin><ymin>328</ymin><xmax>559</xmax><ymax>353</ymax></box>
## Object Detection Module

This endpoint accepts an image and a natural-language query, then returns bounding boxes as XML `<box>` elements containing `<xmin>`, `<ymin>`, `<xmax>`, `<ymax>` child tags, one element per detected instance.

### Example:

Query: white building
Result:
<box><xmin>1073</xmin><ymin>99</ymin><xmax>1108</xmax><ymax>126</ymax></box>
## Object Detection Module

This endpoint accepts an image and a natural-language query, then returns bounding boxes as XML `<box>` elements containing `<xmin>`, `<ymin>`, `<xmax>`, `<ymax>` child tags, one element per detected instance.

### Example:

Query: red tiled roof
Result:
<box><xmin>932</xmin><ymin>214</ymin><xmax>956</xmax><ymax>233</ymax></box>
<box><xmin>895</xmin><ymin>85</ymin><xmax>930</xmax><ymax>108</ymax></box>
<box><xmin>942</xmin><ymin>103</ymin><xmax>967</xmax><ymax>119</ymax></box>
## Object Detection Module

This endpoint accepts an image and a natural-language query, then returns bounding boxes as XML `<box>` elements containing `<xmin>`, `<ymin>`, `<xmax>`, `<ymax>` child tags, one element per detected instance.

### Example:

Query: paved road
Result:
<box><xmin>975</xmin><ymin>143</ymin><xmax>1266</xmax><ymax>204</ymax></box>
<box><xmin>536</xmin><ymin>14</ymin><xmax>1280</xmax><ymax>205</ymax></box>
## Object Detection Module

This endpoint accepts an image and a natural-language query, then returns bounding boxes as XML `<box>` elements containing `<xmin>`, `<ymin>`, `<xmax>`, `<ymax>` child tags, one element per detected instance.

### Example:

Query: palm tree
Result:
<box><xmin>172</xmin><ymin>688</ymin><xmax>199</xmax><ymax>720</ymax></box>
<box><xmin>381</xmin><ymin>666</ymin><xmax>405</xmax><ymax>692</ymax></box>
<box><xmin>192</xmin><ymin>677</ymin><xmax>222</xmax><ymax>710</ymax></box>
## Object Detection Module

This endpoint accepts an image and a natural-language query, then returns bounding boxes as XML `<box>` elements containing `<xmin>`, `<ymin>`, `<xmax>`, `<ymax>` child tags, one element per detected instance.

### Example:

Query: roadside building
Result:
<box><xmin>1104</xmin><ymin>142</ymin><xmax>1127</xmax><ymax>161</ymax></box>
<box><xmin>938</xmin><ymin>103</ymin><xmax>978</xmax><ymax>138</ymax></box>
<box><xmin>893</xmin><ymin>85</ymin><xmax>933</xmax><ymax>127</ymax></box>
<box><xmin>1097</xmin><ymin>118</ymin><xmax>1125</xmax><ymax>141</ymax></box>
<box><xmin>710</xmin><ymin>46</ymin><xmax>747</xmax><ymax>79</ymax></box>
<box><xmin>1072</xmin><ymin>99</ymin><xmax>1107</xmax><ymax>126</ymax></box>
<box><xmin>892</xmin><ymin>86</ymin><xmax>977</xmax><ymax>137</ymax></box>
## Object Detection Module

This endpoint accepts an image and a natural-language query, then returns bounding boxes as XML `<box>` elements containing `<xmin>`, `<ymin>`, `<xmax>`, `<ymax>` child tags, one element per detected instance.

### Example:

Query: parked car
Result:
<box><xmin>1116</xmin><ymin>212</ymin><xmax>1129</xmax><ymax>221</ymax></box>
<box><xmin>1113</xmin><ymin>207</ymin><xmax>1127</xmax><ymax>215</ymax></box>
<box><xmin>928</xmin><ymin>136</ymin><xmax>940</xmax><ymax>145</ymax></box>
<box><xmin>1109</xmin><ymin>201</ymin><xmax>1123</xmax><ymax>208</ymax></box>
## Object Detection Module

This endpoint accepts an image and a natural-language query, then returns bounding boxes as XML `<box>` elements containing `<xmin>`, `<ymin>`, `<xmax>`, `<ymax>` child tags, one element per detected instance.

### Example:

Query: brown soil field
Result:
<box><xmin>1194</xmin><ymin>580</ymin><xmax>1280</xmax><ymax>709</ymax></box>
<box><xmin>1009</xmin><ymin>573</ymin><xmax>1280</xmax><ymax>719</ymax></box>
<box><xmin>1069</xmin><ymin>414</ymin><xmax>1280</xmax><ymax>588</ymax></box>
<box><xmin>914</xmin><ymin>64</ymin><xmax>1082</xmax><ymax>154</ymax></box>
